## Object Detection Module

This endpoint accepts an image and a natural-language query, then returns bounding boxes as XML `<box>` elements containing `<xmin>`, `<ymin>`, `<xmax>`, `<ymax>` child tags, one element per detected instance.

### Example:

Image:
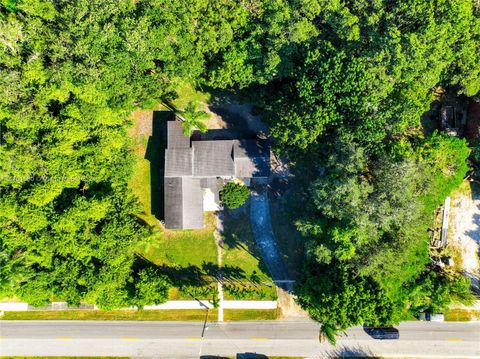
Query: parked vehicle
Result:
<box><xmin>364</xmin><ymin>326</ymin><xmax>400</xmax><ymax>340</ymax></box>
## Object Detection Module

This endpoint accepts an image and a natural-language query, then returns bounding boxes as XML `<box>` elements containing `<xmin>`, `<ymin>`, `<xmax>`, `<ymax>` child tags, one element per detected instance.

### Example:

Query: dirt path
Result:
<box><xmin>450</xmin><ymin>182</ymin><xmax>480</xmax><ymax>293</ymax></box>
<box><xmin>276</xmin><ymin>286</ymin><xmax>310</xmax><ymax>319</ymax></box>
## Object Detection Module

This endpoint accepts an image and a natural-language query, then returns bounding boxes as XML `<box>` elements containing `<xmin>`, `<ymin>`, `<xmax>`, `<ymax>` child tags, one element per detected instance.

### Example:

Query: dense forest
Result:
<box><xmin>1</xmin><ymin>0</ymin><xmax>479</xmax><ymax>333</ymax></box>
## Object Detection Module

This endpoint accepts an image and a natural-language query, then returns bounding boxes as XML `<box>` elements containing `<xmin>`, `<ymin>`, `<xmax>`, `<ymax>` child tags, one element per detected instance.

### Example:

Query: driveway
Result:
<box><xmin>249</xmin><ymin>180</ymin><xmax>290</xmax><ymax>282</ymax></box>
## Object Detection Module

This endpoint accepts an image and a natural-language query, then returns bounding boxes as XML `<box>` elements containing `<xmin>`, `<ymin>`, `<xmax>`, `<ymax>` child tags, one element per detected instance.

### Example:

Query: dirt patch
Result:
<box><xmin>130</xmin><ymin>109</ymin><xmax>153</xmax><ymax>140</ymax></box>
<box><xmin>276</xmin><ymin>286</ymin><xmax>309</xmax><ymax>319</ymax></box>
<box><xmin>450</xmin><ymin>181</ymin><xmax>480</xmax><ymax>293</ymax></box>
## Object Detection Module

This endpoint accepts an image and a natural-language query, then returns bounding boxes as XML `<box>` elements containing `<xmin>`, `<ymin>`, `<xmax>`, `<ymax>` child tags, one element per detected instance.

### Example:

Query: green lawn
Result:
<box><xmin>1</xmin><ymin>309</ymin><xmax>279</xmax><ymax>321</ymax></box>
<box><xmin>223</xmin><ymin>309</ymin><xmax>280</xmax><ymax>321</ymax></box>
<box><xmin>128</xmin><ymin>107</ymin><xmax>168</xmax><ymax>230</ymax></box>
<box><xmin>136</xmin><ymin>213</ymin><xmax>219</xmax><ymax>300</ymax></box>
<box><xmin>222</xmin><ymin>208</ymin><xmax>277</xmax><ymax>300</ymax></box>
<box><xmin>444</xmin><ymin>308</ymin><xmax>480</xmax><ymax>321</ymax></box>
<box><xmin>2</xmin><ymin>309</ymin><xmax>215</xmax><ymax>321</ymax></box>
<box><xmin>137</xmin><ymin>213</ymin><xmax>218</xmax><ymax>268</ymax></box>
<box><xmin>169</xmin><ymin>80</ymin><xmax>211</xmax><ymax>111</ymax></box>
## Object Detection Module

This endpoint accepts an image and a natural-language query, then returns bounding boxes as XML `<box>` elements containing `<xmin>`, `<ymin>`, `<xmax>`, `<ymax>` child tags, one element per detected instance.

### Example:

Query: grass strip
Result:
<box><xmin>223</xmin><ymin>309</ymin><xmax>280</xmax><ymax>321</ymax></box>
<box><xmin>2</xmin><ymin>309</ymin><xmax>216</xmax><ymax>321</ymax></box>
<box><xmin>444</xmin><ymin>309</ymin><xmax>480</xmax><ymax>321</ymax></box>
<box><xmin>2</xmin><ymin>309</ymin><xmax>280</xmax><ymax>321</ymax></box>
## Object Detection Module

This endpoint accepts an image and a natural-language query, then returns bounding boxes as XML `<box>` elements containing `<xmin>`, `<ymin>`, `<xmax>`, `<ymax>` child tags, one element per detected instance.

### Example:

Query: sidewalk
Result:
<box><xmin>0</xmin><ymin>300</ymin><xmax>277</xmax><ymax>312</ymax></box>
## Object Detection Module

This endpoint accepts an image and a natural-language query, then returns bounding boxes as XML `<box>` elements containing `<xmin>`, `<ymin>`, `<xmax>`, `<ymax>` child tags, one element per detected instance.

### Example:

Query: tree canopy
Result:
<box><xmin>0</xmin><ymin>0</ymin><xmax>478</xmax><ymax>325</ymax></box>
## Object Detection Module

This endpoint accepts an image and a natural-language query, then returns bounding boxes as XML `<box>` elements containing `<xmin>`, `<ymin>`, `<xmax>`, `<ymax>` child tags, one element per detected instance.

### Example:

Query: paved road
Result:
<box><xmin>1</xmin><ymin>320</ymin><xmax>479</xmax><ymax>358</ymax></box>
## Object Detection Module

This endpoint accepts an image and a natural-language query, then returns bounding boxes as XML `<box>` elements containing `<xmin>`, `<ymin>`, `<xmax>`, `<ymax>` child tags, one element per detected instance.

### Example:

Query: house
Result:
<box><xmin>164</xmin><ymin>118</ymin><xmax>270</xmax><ymax>229</ymax></box>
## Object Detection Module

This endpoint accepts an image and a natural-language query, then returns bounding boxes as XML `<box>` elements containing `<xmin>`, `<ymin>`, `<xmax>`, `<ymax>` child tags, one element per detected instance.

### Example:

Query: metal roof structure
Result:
<box><xmin>164</xmin><ymin>117</ymin><xmax>270</xmax><ymax>229</ymax></box>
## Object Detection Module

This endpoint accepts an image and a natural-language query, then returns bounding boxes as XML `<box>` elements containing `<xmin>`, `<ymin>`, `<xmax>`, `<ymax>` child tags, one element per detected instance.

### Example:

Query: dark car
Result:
<box><xmin>364</xmin><ymin>326</ymin><xmax>400</xmax><ymax>340</ymax></box>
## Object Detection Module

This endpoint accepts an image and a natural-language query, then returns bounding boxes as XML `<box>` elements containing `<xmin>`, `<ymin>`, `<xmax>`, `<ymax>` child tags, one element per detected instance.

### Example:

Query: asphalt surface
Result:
<box><xmin>1</xmin><ymin>320</ymin><xmax>479</xmax><ymax>358</ymax></box>
<box><xmin>250</xmin><ymin>183</ymin><xmax>290</xmax><ymax>281</ymax></box>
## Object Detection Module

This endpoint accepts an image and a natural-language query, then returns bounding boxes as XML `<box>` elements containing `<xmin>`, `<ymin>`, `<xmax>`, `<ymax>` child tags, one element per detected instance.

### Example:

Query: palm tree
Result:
<box><xmin>179</xmin><ymin>101</ymin><xmax>209</xmax><ymax>137</ymax></box>
<box><xmin>318</xmin><ymin>322</ymin><xmax>339</xmax><ymax>345</ymax></box>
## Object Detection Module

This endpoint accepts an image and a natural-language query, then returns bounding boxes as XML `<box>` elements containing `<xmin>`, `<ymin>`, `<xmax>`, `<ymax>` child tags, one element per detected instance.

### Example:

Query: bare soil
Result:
<box><xmin>450</xmin><ymin>181</ymin><xmax>480</xmax><ymax>293</ymax></box>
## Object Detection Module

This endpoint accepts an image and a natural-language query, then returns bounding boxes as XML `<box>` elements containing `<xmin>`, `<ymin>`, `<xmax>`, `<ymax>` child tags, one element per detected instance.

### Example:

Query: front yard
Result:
<box><xmin>222</xmin><ymin>207</ymin><xmax>277</xmax><ymax>300</ymax></box>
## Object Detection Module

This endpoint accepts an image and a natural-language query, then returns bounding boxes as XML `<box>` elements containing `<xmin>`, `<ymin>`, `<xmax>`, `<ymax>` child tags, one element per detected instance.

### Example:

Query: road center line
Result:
<box><xmin>55</xmin><ymin>337</ymin><xmax>73</xmax><ymax>340</ymax></box>
<box><xmin>121</xmin><ymin>337</ymin><xmax>138</xmax><ymax>340</ymax></box>
<box><xmin>445</xmin><ymin>337</ymin><xmax>464</xmax><ymax>342</ymax></box>
<box><xmin>250</xmin><ymin>337</ymin><xmax>268</xmax><ymax>340</ymax></box>
<box><xmin>186</xmin><ymin>337</ymin><xmax>201</xmax><ymax>340</ymax></box>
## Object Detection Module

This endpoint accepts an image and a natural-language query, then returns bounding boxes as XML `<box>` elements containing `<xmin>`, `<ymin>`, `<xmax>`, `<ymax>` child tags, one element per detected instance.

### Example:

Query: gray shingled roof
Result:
<box><xmin>167</xmin><ymin>120</ymin><xmax>190</xmax><ymax>148</ymax></box>
<box><xmin>165</xmin><ymin>148</ymin><xmax>193</xmax><ymax>177</ymax></box>
<box><xmin>233</xmin><ymin>140</ymin><xmax>270</xmax><ymax>178</ymax></box>
<box><xmin>164</xmin><ymin>118</ymin><xmax>270</xmax><ymax>229</ymax></box>
<box><xmin>233</xmin><ymin>139</ymin><xmax>269</xmax><ymax>158</ymax></box>
<box><xmin>181</xmin><ymin>177</ymin><xmax>204</xmax><ymax>229</ymax></box>
<box><xmin>193</xmin><ymin>140</ymin><xmax>235</xmax><ymax>177</ymax></box>
<box><xmin>164</xmin><ymin>177</ymin><xmax>204</xmax><ymax>229</ymax></box>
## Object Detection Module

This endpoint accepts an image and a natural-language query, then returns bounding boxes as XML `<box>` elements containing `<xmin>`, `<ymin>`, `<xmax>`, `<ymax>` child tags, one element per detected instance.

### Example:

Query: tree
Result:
<box><xmin>220</xmin><ymin>182</ymin><xmax>250</xmax><ymax>209</ymax></box>
<box><xmin>319</xmin><ymin>322</ymin><xmax>340</xmax><ymax>346</ymax></box>
<box><xmin>0</xmin><ymin>0</ymin><xmax>478</xmax><ymax>325</ymax></box>
<box><xmin>179</xmin><ymin>101</ymin><xmax>209</xmax><ymax>136</ymax></box>
<box><xmin>132</xmin><ymin>268</ymin><xmax>171</xmax><ymax>309</ymax></box>
<box><xmin>296</xmin><ymin>263</ymin><xmax>394</xmax><ymax>333</ymax></box>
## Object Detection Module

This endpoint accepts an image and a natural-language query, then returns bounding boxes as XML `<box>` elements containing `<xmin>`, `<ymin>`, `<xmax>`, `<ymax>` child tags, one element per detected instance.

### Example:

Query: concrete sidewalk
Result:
<box><xmin>0</xmin><ymin>300</ymin><xmax>277</xmax><ymax>312</ymax></box>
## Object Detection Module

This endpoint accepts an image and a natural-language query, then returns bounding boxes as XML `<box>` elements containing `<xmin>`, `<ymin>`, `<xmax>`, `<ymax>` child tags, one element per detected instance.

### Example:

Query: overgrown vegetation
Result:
<box><xmin>1</xmin><ymin>0</ymin><xmax>479</xmax><ymax>335</ymax></box>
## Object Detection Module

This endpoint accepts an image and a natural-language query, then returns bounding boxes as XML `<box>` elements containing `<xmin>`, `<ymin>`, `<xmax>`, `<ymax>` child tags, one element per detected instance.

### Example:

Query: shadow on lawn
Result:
<box><xmin>134</xmin><ymin>255</ymin><xmax>251</xmax><ymax>287</ymax></box>
<box><xmin>145</xmin><ymin>110</ymin><xmax>172</xmax><ymax>222</ymax></box>
<box><xmin>220</xmin><ymin>205</ymin><xmax>271</xmax><ymax>278</ymax></box>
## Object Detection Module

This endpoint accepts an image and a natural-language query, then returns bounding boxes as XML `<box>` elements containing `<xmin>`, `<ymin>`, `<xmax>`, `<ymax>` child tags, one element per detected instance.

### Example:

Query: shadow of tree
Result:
<box><xmin>144</xmin><ymin>110</ymin><xmax>173</xmax><ymax>222</ymax></box>
<box><xmin>220</xmin><ymin>205</ymin><xmax>271</xmax><ymax>277</ymax></box>
<box><xmin>134</xmin><ymin>253</ymin><xmax>254</xmax><ymax>296</ymax></box>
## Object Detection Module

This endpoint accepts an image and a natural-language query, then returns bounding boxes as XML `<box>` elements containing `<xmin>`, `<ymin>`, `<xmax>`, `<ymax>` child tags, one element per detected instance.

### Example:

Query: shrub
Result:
<box><xmin>220</xmin><ymin>182</ymin><xmax>250</xmax><ymax>209</ymax></box>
